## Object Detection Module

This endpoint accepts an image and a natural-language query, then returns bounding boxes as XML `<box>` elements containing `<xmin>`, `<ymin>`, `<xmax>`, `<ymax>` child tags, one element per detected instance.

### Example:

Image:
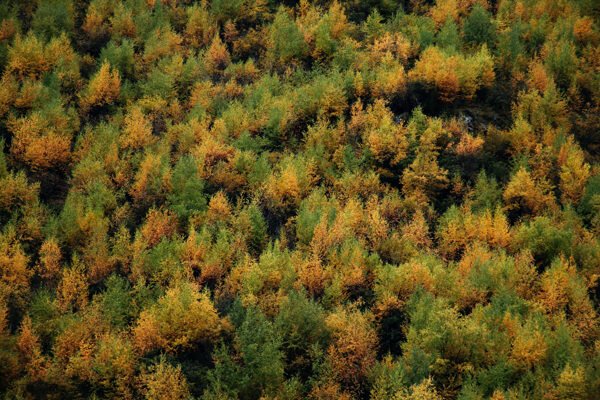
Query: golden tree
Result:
<box><xmin>133</xmin><ymin>283</ymin><xmax>226</xmax><ymax>354</ymax></box>
<box><xmin>17</xmin><ymin>316</ymin><xmax>46</xmax><ymax>381</ymax></box>
<box><xmin>8</xmin><ymin>111</ymin><xmax>73</xmax><ymax>172</ymax></box>
<box><xmin>0</xmin><ymin>227</ymin><xmax>31</xmax><ymax>311</ymax></box>
<box><xmin>120</xmin><ymin>106</ymin><xmax>156</xmax><ymax>150</ymax></box>
<box><xmin>80</xmin><ymin>60</ymin><xmax>121</xmax><ymax>113</ymax></box>
<box><xmin>56</xmin><ymin>256</ymin><xmax>89</xmax><ymax>313</ymax></box>
<box><xmin>503</xmin><ymin>167</ymin><xmax>556</xmax><ymax>216</ymax></box>
<box><xmin>326</xmin><ymin>308</ymin><xmax>378</xmax><ymax>394</ymax></box>
<box><xmin>558</xmin><ymin>138</ymin><xmax>590</xmax><ymax>204</ymax></box>
<box><xmin>140</xmin><ymin>358</ymin><xmax>190</xmax><ymax>400</ymax></box>
<box><xmin>37</xmin><ymin>237</ymin><xmax>62</xmax><ymax>281</ymax></box>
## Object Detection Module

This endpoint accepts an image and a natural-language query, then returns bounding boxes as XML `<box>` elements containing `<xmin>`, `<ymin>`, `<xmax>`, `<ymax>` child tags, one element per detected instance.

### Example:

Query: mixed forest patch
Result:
<box><xmin>1</xmin><ymin>0</ymin><xmax>600</xmax><ymax>399</ymax></box>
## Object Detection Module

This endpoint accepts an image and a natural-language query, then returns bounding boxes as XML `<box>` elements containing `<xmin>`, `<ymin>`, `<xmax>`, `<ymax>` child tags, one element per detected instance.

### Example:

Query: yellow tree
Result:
<box><xmin>503</xmin><ymin>167</ymin><xmax>556</xmax><ymax>216</ymax></box>
<box><xmin>555</xmin><ymin>364</ymin><xmax>587</xmax><ymax>400</ymax></box>
<box><xmin>401</xmin><ymin>118</ymin><xmax>449</xmax><ymax>204</ymax></box>
<box><xmin>120</xmin><ymin>106</ymin><xmax>156</xmax><ymax>150</ymax></box>
<box><xmin>558</xmin><ymin>138</ymin><xmax>590</xmax><ymax>204</ymax></box>
<box><xmin>205</xmin><ymin>34</ymin><xmax>231</xmax><ymax>76</ymax></box>
<box><xmin>80</xmin><ymin>60</ymin><xmax>121</xmax><ymax>113</ymax></box>
<box><xmin>17</xmin><ymin>316</ymin><xmax>46</xmax><ymax>381</ymax></box>
<box><xmin>37</xmin><ymin>237</ymin><xmax>62</xmax><ymax>281</ymax></box>
<box><xmin>349</xmin><ymin>100</ymin><xmax>408</xmax><ymax>167</ymax></box>
<box><xmin>0</xmin><ymin>227</ymin><xmax>31</xmax><ymax>312</ymax></box>
<box><xmin>56</xmin><ymin>255</ymin><xmax>89</xmax><ymax>313</ymax></box>
<box><xmin>0</xmin><ymin>171</ymin><xmax>39</xmax><ymax>213</ymax></box>
<box><xmin>184</xmin><ymin>5</ymin><xmax>216</xmax><ymax>49</ymax></box>
<box><xmin>5</xmin><ymin>33</ymin><xmax>52</xmax><ymax>80</ymax></box>
<box><xmin>133</xmin><ymin>283</ymin><xmax>227</xmax><ymax>354</ymax></box>
<box><xmin>8</xmin><ymin>111</ymin><xmax>74</xmax><ymax>172</ymax></box>
<box><xmin>206</xmin><ymin>191</ymin><xmax>232</xmax><ymax>224</ymax></box>
<box><xmin>140</xmin><ymin>358</ymin><xmax>190</xmax><ymax>400</ymax></box>
<box><xmin>409</xmin><ymin>45</ymin><xmax>494</xmax><ymax>102</ymax></box>
<box><xmin>326</xmin><ymin>308</ymin><xmax>378</xmax><ymax>395</ymax></box>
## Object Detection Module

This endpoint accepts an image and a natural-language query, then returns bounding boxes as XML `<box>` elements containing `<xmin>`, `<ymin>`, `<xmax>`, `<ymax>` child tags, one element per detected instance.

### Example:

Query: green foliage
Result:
<box><xmin>99</xmin><ymin>39</ymin><xmax>135</xmax><ymax>78</ymax></box>
<box><xmin>246</xmin><ymin>202</ymin><xmax>268</xmax><ymax>254</ymax></box>
<box><xmin>515</xmin><ymin>216</ymin><xmax>574</xmax><ymax>267</ymax></box>
<box><xmin>167</xmin><ymin>155</ymin><xmax>207</xmax><ymax>223</ymax></box>
<box><xmin>362</xmin><ymin>10</ymin><xmax>386</xmax><ymax>43</ymax></box>
<box><xmin>274</xmin><ymin>291</ymin><xmax>329</xmax><ymax>380</ymax></box>
<box><xmin>99</xmin><ymin>274</ymin><xmax>133</xmax><ymax>328</ymax></box>
<box><xmin>545</xmin><ymin>39</ymin><xmax>578</xmax><ymax>88</ymax></box>
<box><xmin>211</xmin><ymin>0</ymin><xmax>244</xmax><ymax>22</ymax></box>
<box><xmin>437</xmin><ymin>17</ymin><xmax>461</xmax><ymax>53</ymax></box>
<box><xmin>463</xmin><ymin>4</ymin><xmax>496</xmax><ymax>47</ymax></box>
<box><xmin>497</xmin><ymin>20</ymin><xmax>526</xmax><ymax>70</ymax></box>
<box><xmin>207</xmin><ymin>305</ymin><xmax>284</xmax><ymax>399</ymax></box>
<box><xmin>32</xmin><ymin>0</ymin><xmax>74</xmax><ymax>40</ymax></box>
<box><xmin>269</xmin><ymin>8</ymin><xmax>307</xmax><ymax>63</ymax></box>
<box><xmin>471</xmin><ymin>170</ymin><xmax>502</xmax><ymax>212</ymax></box>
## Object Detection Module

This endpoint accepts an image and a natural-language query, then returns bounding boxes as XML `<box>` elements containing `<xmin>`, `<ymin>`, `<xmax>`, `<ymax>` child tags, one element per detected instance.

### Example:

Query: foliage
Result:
<box><xmin>0</xmin><ymin>1</ymin><xmax>600</xmax><ymax>399</ymax></box>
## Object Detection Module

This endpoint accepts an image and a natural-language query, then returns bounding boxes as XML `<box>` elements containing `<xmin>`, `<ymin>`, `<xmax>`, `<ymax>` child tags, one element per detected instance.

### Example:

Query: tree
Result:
<box><xmin>120</xmin><ymin>106</ymin><xmax>156</xmax><ymax>150</ymax></box>
<box><xmin>0</xmin><ymin>303</ymin><xmax>19</xmax><ymax>389</ymax></box>
<box><xmin>349</xmin><ymin>100</ymin><xmax>409</xmax><ymax>168</ymax></box>
<box><xmin>268</xmin><ymin>8</ymin><xmax>307</xmax><ymax>64</ymax></box>
<box><xmin>400</xmin><ymin>378</ymin><xmax>442</xmax><ymax>400</ymax></box>
<box><xmin>91</xmin><ymin>332</ymin><xmax>137</xmax><ymax>398</ymax></box>
<box><xmin>401</xmin><ymin>114</ymin><xmax>449</xmax><ymax>203</ymax></box>
<box><xmin>80</xmin><ymin>60</ymin><xmax>121</xmax><ymax>113</ymax></box>
<box><xmin>206</xmin><ymin>303</ymin><xmax>286</xmax><ymax>399</ymax></box>
<box><xmin>409</xmin><ymin>45</ymin><xmax>494</xmax><ymax>102</ymax></box>
<box><xmin>32</xmin><ymin>0</ymin><xmax>75</xmax><ymax>41</ymax></box>
<box><xmin>205</xmin><ymin>35</ymin><xmax>231</xmax><ymax>77</ymax></box>
<box><xmin>17</xmin><ymin>316</ymin><xmax>46</xmax><ymax>381</ymax></box>
<box><xmin>430</xmin><ymin>0</ymin><xmax>459</xmax><ymax>29</ymax></box>
<box><xmin>463</xmin><ymin>3</ymin><xmax>495</xmax><ymax>48</ymax></box>
<box><xmin>82</xmin><ymin>0</ymin><xmax>113</xmax><ymax>42</ymax></box>
<box><xmin>555</xmin><ymin>364</ymin><xmax>587</xmax><ymax>400</ymax></box>
<box><xmin>509</xmin><ymin>320</ymin><xmax>547</xmax><ymax>371</ymax></box>
<box><xmin>133</xmin><ymin>283</ymin><xmax>226</xmax><ymax>354</ymax></box>
<box><xmin>246</xmin><ymin>202</ymin><xmax>268</xmax><ymax>255</ymax></box>
<box><xmin>184</xmin><ymin>4</ymin><xmax>216</xmax><ymax>49</ymax></box>
<box><xmin>503</xmin><ymin>167</ymin><xmax>556</xmax><ymax>217</ymax></box>
<box><xmin>5</xmin><ymin>33</ymin><xmax>52</xmax><ymax>80</ymax></box>
<box><xmin>167</xmin><ymin>155</ymin><xmax>207</xmax><ymax>222</ymax></box>
<box><xmin>129</xmin><ymin>153</ymin><xmax>170</xmax><ymax>207</ymax></box>
<box><xmin>206</xmin><ymin>191</ymin><xmax>232</xmax><ymax>225</ymax></box>
<box><xmin>37</xmin><ymin>238</ymin><xmax>62</xmax><ymax>281</ymax></box>
<box><xmin>326</xmin><ymin>308</ymin><xmax>378</xmax><ymax>395</ymax></box>
<box><xmin>140</xmin><ymin>357</ymin><xmax>190</xmax><ymax>400</ymax></box>
<box><xmin>264</xmin><ymin>155</ymin><xmax>317</xmax><ymax>212</ymax></box>
<box><xmin>436</xmin><ymin>17</ymin><xmax>461</xmax><ymax>52</ymax></box>
<box><xmin>140</xmin><ymin>208</ymin><xmax>178</xmax><ymax>248</ymax></box>
<box><xmin>545</xmin><ymin>39</ymin><xmax>578</xmax><ymax>89</ymax></box>
<box><xmin>99</xmin><ymin>39</ymin><xmax>135</xmax><ymax>78</ymax></box>
<box><xmin>558</xmin><ymin>139</ymin><xmax>590</xmax><ymax>205</ymax></box>
<box><xmin>0</xmin><ymin>226</ymin><xmax>31</xmax><ymax>314</ymax></box>
<box><xmin>0</xmin><ymin>171</ymin><xmax>40</xmax><ymax>215</ymax></box>
<box><xmin>274</xmin><ymin>291</ymin><xmax>330</xmax><ymax>380</ymax></box>
<box><xmin>8</xmin><ymin>110</ymin><xmax>74</xmax><ymax>172</ymax></box>
<box><xmin>56</xmin><ymin>255</ymin><xmax>89</xmax><ymax>313</ymax></box>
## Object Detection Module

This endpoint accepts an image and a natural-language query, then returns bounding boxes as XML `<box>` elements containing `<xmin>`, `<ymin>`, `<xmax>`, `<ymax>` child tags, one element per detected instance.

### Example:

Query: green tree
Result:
<box><xmin>32</xmin><ymin>0</ymin><xmax>74</xmax><ymax>40</ymax></box>
<box><xmin>463</xmin><ymin>4</ymin><xmax>496</xmax><ymax>48</ymax></box>
<box><xmin>437</xmin><ymin>17</ymin><xmax>461</xmax><ymax>52</ymax></box>
<box><xmin>207</xmin><ymin>304</ymin><xmax>284</xmax><ymax>399</ymax></box>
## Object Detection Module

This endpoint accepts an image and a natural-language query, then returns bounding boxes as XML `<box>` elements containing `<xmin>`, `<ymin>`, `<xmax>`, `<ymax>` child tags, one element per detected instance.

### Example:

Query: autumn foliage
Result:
<box><xmin>1</xmin><ymin>1</ymin><xmax>600</xmax><ymax>399</ymax></box>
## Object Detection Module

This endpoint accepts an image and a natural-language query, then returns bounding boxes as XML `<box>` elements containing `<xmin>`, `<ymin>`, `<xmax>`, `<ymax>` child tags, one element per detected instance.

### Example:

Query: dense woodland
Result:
<box><xmin>1</xmin><ymin>0</ymin><xmax>600</xmax><ymax>398</ymax></box>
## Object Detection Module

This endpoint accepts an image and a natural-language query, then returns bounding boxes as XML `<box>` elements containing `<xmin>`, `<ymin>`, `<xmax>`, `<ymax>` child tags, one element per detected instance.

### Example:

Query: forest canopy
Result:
<box><xmin>1</xmin><ymin>0</ymin><xmax>600</xmax><ymax>399</ymax></box>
